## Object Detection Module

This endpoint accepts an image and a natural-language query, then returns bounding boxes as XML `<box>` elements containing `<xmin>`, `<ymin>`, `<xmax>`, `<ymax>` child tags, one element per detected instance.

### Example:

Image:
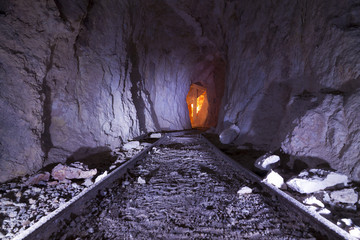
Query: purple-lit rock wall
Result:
<box><xmin>0</xmin><ymin>0</ymin><xmax>198</xmax><ymax>182</ymax></box>
<box><xmin>217</xmin><ymin>0</ymin><xmax>360</xmax><ymax>180</ymax></box>
<box><xmin>1</xmin><ymin>0</ymin><xmax>360</xmax><ymax>182</ymax></box>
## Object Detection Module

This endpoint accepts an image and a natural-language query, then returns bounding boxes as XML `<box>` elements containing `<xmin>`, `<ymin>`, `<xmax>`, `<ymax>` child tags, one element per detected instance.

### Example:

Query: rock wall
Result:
<box><xmin>0</xmin><ymin>0</ymin><xmax>209</xmax><ymax>182</ymax></box>
<box><xmin>218</xmin><ymin>0</ymin><xmax>360</xmax><ymax>180</ymax></box>
<box><xmin>2</xmin><ymin>0</ymin><xmax>360</xmax><ymax>182</ymax></box>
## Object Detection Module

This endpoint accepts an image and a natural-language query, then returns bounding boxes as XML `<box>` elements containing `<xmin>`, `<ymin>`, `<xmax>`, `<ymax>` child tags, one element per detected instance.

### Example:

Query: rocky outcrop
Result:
<box><xmin>0</xmin><ymin>0</ymin><xmax>216</xmax><ymax>182</ymax></box>
<box><xmin>216</xmin><ymin>0</ymin><xmax>360</xmax><ymax>180</ymax></box>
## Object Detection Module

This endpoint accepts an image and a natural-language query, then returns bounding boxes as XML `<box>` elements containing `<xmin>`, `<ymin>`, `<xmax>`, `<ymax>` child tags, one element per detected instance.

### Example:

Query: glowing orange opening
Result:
<box><xmin>196</xmin><ymin>92</ymin><xmax>205</xmax><ymax>113</ymax></box>
<box><xmin>186</xmin><ymin>83</ymin><xmax>209</xmax><ymax>128</ymax></box>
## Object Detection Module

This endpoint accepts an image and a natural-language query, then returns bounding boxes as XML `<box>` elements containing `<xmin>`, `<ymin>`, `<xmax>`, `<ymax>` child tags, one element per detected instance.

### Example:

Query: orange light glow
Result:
<box><xmin>190</xmin><ymin>104</ymin><xmax>194</xmax><ymax>119</ymax></box>
<box><xmin>196</xmin><ymin>92</ymin><xmax>205</xmax><ymax>113</ymax></box>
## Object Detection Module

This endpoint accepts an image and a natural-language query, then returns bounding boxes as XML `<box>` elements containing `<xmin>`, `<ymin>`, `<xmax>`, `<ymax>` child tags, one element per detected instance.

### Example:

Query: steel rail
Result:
<box><xmin>17</xmin><ymin>135</ymin><xmax>170</xmax><ymax>240</ymax></box>
<box><xmin>15</xmin><ymin>131</ymin><xmax>354</xmax><ymax>239</ymax></box>
<box><xmin>200</xmin><ymin>133</ymin><xmax>355</xmax><ymax>240</ymax></box>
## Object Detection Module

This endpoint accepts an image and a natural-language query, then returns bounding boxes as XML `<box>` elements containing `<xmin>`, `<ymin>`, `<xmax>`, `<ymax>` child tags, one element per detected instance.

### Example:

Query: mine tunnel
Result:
<box><xmin>1</xmin><ymin>0</ymin><xmax>360</xmax><ymax>239</ymax></box>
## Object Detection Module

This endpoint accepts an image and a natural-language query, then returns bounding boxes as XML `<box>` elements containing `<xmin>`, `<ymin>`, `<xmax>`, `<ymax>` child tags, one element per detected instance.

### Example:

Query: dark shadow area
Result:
<box><xmin>203</xmin><ymin>133</ymin><xmax>332</xmax><ymax>181</ymax></box>
<box><xmin>65</xmin><ymin>146</ymin><xmax>115</xmax><ymax>176</ymax></box>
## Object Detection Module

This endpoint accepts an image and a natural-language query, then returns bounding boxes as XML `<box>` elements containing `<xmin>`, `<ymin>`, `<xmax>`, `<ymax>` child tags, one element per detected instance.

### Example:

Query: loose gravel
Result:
<box><xmin>51</xmin><ymin>135</ymin><xmax>319</xmax><ymax>239</ymax></box>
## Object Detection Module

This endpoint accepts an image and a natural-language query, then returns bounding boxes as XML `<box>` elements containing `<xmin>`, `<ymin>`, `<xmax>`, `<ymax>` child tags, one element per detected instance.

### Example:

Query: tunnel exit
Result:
<box><xmin>186</xmin><ymin>83</ymin><xmax>209</xmax><ymax>128</ymax></box>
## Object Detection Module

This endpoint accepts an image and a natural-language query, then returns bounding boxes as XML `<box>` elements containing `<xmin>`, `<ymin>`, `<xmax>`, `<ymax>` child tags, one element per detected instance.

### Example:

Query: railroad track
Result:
<box><xmin>16</xmin><ymin>132</ymin><xmax>354</xmax><ymax>239</ymax></box>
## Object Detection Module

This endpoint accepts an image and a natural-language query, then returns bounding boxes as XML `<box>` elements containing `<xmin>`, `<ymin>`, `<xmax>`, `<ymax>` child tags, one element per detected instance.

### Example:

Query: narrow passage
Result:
<box><xmin>55</xmin><ymin>134</ymin><xmax>317</xmax><ymax>239</ymax></box>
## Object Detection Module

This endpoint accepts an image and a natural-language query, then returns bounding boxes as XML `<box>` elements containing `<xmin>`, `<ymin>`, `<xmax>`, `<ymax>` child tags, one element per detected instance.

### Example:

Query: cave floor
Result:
<box><xmin>53</xmin><ymin>134</ymin><xmax>318</xmax><ymax>239</ymax></box>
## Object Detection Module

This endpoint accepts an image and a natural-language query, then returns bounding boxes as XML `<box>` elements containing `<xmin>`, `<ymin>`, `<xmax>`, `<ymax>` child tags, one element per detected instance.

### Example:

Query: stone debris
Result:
<box><xmin>219</xmin><ymin>124</ymin><xmax>240</xmax><ymax>144</ymax></box>
<box><xmin>0</xmin><ymin>139</ymin><xmax>145</xmax><ymax>239</ymax></box>
<box><xmin>137</xmin><ymin>176</ymin><xmax>146</xmax><ymax>184</ymax></box>
<box><xmin>51</xmin><ymin>135</ymin><xmax>316</xmax><ymax>239</ymax></box>
<box><xmin>317</xmin><ymin>208</ymin><xmax>331</xmax><ymax>215</ymax></box>
<box><xmin>95</xmin><ymin>171</ymin><xmax>108</xmax><ymax>183</ymax></box>
<box><xmin>303</xmin><ymin>196</ymin><xmax>324</xmax><ymax>208</ymax></box>
<box><xmin>349</xmin><ymin>226</ymin><xmax>360</xmax><ymax>239</ymax></box>
<box><xmin>122</xmin><ymin>141</ymin><xmax>140</xmax><ymax>151</ymax></box>
<box><xmin>339</xmin><ymin>218</ymin><xmax>353</xmax><ymax>226</ymax></box>
<box><xmin>330</xmin><ymin>188</ymin><xmax>358</xmax><ymax>204</ymax></box>
<box><xmin>150</xmin><ymin>133</ymin><xmax>162</xmax><ymax>138</ymax></box>
<box><xmin>51</xmin><ymin>163</ymin><xmax>97</xmax><ymax>181</ymax></box>
<box><xmin>25</xmin><ymin>172</ymin><xmax>50</xmax><ymax>185</ymax></box>
<box><xmin>286</xmin><ymin>169</ymin><xmax>349</xmax><ymax>194</ymax></box>
<box><xmin>254</xmin><ymin>153</ymin><xmax>280</xmax><ymax>171</ymax></box>
<box><xmin>237</xmin><ymin>186</ymin><xmax>252</xmax><ymax>195</ymax></box>
<box><xmin>82</xmin><ymin>178</ymin><xmax>93</xmax><ymax>188</ymax></box>
<box><xmin>263</xmin><ymin>170</ymin><xmax>286</xmax><ymax>189</ymax></box>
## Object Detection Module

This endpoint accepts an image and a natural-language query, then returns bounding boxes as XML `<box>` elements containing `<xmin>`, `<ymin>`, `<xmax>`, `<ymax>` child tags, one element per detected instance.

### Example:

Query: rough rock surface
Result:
<box><xmin>51</xmin><ymin>163</ymin><xmax>97</xmax><ymax>181</ymax></box>
<box><xmin>1</xmin><ymin>0</ymin><xmax>213</xmax><ymax>182</ymax></box>
<box><xmin>287</xmin><ymin>169</ymin><xmax>349</xmax><ymax>194</ymax></box>
<box><xmin>215</xmin><ymin>1</ymin><xmax>360</xmax><ymax>180</ymax></box>
<box><xmin>1</xmin><ymin>0</ymin><xmax>360</xmax><ymax>183</ymax></box>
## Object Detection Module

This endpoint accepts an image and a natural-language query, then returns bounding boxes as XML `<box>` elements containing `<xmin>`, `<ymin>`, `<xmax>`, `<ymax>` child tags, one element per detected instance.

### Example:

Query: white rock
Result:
<box><xmin>219</xmin><ymin>124</ymin><xmax>240</xmax><ymax>144</ymax></box>
<box><xmin>32</xmin><ymin>187</ymin><xmax>42</xmax><ymax>193</ymax></box>
<box><xmin>306</xmin><ymin>205</ymin><xmax>318</xmax><ymax>212</ymax></box>
<box><xmin>255</xmin><ymin>154</ymin><xmax>280</xmax><ymax>171</ymax></box>
<box><xmin>317</xmin><ymin>208</ymin><xmax>331</xmax><ymax>215</ymax></box>
<box><xmin>303</xmin><ymin>196</ymin><xmax>325</xmax><ymax>208</ymax></box>
<box><xmin>8</xmin><ymin>211</ymin><xmax>17</xmax><ymax>218</ymax></box>
<box><xmin>109</xmin><ymin>165</ymin><xmax>116</xmax><ymax>170</ymax></box>
<box><xmin>150</xmin><ymin>133</ymin><xmax>162</xmax><ymax>138</ymax></box>
<box><xmin>340</xmin><ymin>218</ymin><xmax>353</xmax><ymax>226</ymax></box>
<box><xmin>330</xmin><ymin>188</ymin><xmax>358</xmax><ymax>204</ymax></box>
<box><xmin>95</xmin><ymin>171</ymin><xmax>108</xmax><ymax>183</ymax></box>
<box><xmin>237</xmin><ymin>186</ymin><xmax>252</xmax><ymax>195</ymax></box>
<box><xmin>122</xmin><ymin>141</ymin><xmax>140</xmax><ymax>151</ymax></box>
<box><xmin>263</xmin><ymin>170</ymin><xmax>286</xmax><ymax>189</ymax></box>
<box><xmin>349</xmin><ymin>225</ymin><xmax>360</xmax><ymax>238</ymax></box>
<box><xmin>287</xmin><ymin>171</ymin><xmax>349</xmax><ymax>194</ymax></box>
<box><xmin>261</xmin><ymin>155</ymin><xmax>280</xmax><ymax>168</ymax></box>
<box><xmin>137</xmin><ymin>177</ymin><xmax>146</xmax><ymax>184</ymax></box>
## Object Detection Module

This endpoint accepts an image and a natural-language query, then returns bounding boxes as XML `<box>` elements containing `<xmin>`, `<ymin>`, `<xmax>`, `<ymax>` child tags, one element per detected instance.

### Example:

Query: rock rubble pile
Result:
<box><xmin>0</xmin><ymin>138</ymin><xmax>152</xmax><ymax>239</ymax></box>
<box><xmin>253</xmin><ymin>152</ymin><xmax>360</xmax><ymax>239</ymax></box>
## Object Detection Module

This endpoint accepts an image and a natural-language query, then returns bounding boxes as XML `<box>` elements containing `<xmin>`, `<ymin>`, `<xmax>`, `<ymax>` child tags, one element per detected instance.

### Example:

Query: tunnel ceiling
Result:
<box><xmin>1</xmin><ymin>0</ymin><xmax>360</xmax><ymax>182</ymax></box>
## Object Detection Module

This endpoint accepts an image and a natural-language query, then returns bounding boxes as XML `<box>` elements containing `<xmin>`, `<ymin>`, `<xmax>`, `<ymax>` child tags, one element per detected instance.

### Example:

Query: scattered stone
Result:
<box><xmin>340</xmin><ymin>218</ymin><xmax>353</xmax><ymax>226</ymax></box>
<box><xmin>263</xmin><ymin>170</ymin><xmax>286</xmax><ymax>189</ymax></box>
<box><xmin>25</xmin><ymin>172</ymin><xmax>50</xmax><ymax>185</ymax></box>
<box><xmin>349</xmin><ymin>225</ymin><xmax>360</xmax><ymax>238</ymax></box>
<box><xmin>137</xmin><ymin>177</ymin><xmax>146</xmax><ymax>185</ymax></box>
<box><xmin>82</xmin><ymin>178</ymin><xmax>93</xmax><ymax>188</ymax></box>
<box><xmin>47</xmin><ymin>181</ymin><xmax>59</xmax><ymax>186</ymax></box>
<box><xmin>15</xmin><ymin>191</ymin><xmax>22</xmax><ymax>199</ymax></box>
<box><xmin>170</xmin><ymin>171</ymin><xmax>178</xmax><ymax>176</ymax></box>
<box><xmin>317</xmin><ymin>208</ymin><xmax>331</xmax><ymax>215</ymax></box>
<box><xmin>237</xmin><ymin>186</ymin><xmax>252</xmax><ymax>195</ymax></box>
<box><xmin>51</xmin><ymin>163</ymin><xmax>97</xmax><ymax>181</ymax></box>
<box><xmin>286</xmin><ymin>170</ymin><xmax>349</xmax><ymax>194</ymax></box>
<box><xmin>122</xmin><ymin>141</ymin><xmax>140</xmax><ymax>151</ymax></box>
<box><xmin>8</xmin><ymin>211</ymin><xmax>17</xmax><ymax>218</ymax></box>
<box><xmin>303</xmin><ymin>196</ymin><xmax>324</xmax><ymax>208</ymax></box>
<box><xmin>254</xmin><ymin>153</ymin><xmax>280</xmax><ymax>171</ymax></box>
<box><xmin>219</xmin><ymin>124</ymin><xmax>240</xmax><ymax>144</ymax></box>
<box><xmin>330</xmin><ymin>188</ymin><xmax>358</xmax><ymax>204</ymax></box>
<box><xmin>150</xmin><ymin>133</ymin><xmax>162</xmax><ymax>138</ymax></box>
<box><xmin>32</xmin><ymin>187</ymin><xmax>42</xmax><ymax>193</ymax></box>
<box><xmin>95</xmin><ymin>171</ymin><xmax>108</xmax><ymax>183</ymax></box>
